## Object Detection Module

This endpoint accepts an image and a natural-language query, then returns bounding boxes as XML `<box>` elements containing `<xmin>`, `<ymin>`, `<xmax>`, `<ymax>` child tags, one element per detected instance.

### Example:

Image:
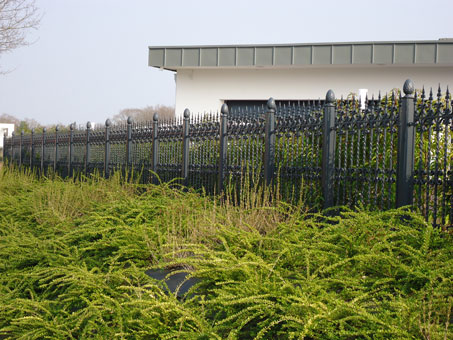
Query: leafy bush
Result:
<box><xmin>0</xmin><ymin>167</ymin><xmax>451</xmax><ymax>339</ymax></box>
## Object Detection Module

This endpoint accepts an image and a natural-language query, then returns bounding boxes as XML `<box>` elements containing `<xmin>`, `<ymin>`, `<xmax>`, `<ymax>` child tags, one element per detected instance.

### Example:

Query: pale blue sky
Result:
<box><xmin>0</xmin><ymin>0</ymin><xmax>452</xmax><ymax>126</ymax></box>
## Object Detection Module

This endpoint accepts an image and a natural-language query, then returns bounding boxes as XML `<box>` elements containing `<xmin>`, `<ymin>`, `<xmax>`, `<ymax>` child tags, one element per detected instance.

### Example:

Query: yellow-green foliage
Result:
<box><xmin>0</xmin><ymin>167</ymin><xmax>451</xmax><ymax>339</ymax></box>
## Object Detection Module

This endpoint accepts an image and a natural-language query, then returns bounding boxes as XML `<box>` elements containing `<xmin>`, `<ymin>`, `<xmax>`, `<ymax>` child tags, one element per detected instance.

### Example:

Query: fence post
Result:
<box><xmin>19</xmin><ymin>130</ymin><xmax>23</xmax><ymax>167</ymax></box>
<box><xmin>104</xmin><ymin>119</ymin><xmax>111</xmax><ymax>178</ymax></box>
<box><xmin>30</xmin><ymin>129</ymin><xmax>34</xmax><ymax>170</ymax></box>
<box><xmin>41</xmin><ymin>128</ymin><xmax>46</xmax><ymax>174</ymax></box>
<box><xmin>152</xmin><ymin>113</ymin><xmax>159</xmax><ymax>184</ymax></box>
<box><xmin>218</xmin><ymin>103</ymin><xmax>229</xmax><ymax>193</ymax></box>
<box><xmin>264</xmin><ymin>98</ymin><xmax>276</xmax><ymax>186</ymax></box>
<box><xmin>182</xmin><ymin>109</ymin><xmax>190</xmax><ymax>186</ymax></box>
<box><xmin>126</xmin><ymin>116</ymin><xmax>133</xmax><ymax>170</ymax></box>
<box><xmin>322</xmin><ymin>89</ymin><xmax>337</xmax><ymax>209</ymax></box>
<box><xmin>68</xmin><ymin>123</ymin><xmax>74</xmax><ymax>177</ymax></box>
<box><xmin>54</xmin><ymin>125</ymin><xmax>59</xmax><ymax>173</ymax></box>
<box><xmin>396</xmin><ymin>79</ymin><xmax>416</xmax><ymax>208</ymax></box>
<box><xmin>85</xmin><ymin>122</ymin><xmax>91</xmax><ymax>176</ymax></box>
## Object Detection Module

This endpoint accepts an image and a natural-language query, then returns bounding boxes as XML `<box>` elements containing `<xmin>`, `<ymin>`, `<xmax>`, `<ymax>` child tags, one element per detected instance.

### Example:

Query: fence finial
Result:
<box><xmin>221</xmin><ymin>103</ymin><xmax>229</xmax><ymax>115</ymax></box>
<box><xmin>267</xmin><ymin>97</ymin><xmax>276</xmax><ymax>111</ymax></box>
<box><xmin>70</xmin><ymin>123</ymin><xmax>75</xmax><ymax>131</ymax></box>
<box><xmin>86</xmin><ymin>121</ymin><xmax>92</xmax><ymax>129</ymax></box>
<box><xmin>55</xmin><ymin>125</ymin><xmax>60</xmax><ymax>132</ymax></box>
<box><xmin>127</xmin><ymin>116</ymin><xmax>133</xmax><ymax>124</ymax></box>
<box><xmin>153</xmin><ymin>113</ymin><xmax>159</xmax><ymax>121</ymax></box>
<box><xmin>403</xmin><ymin>79</ymin><xmax>414</xmax><ymax>96</ymax></box>
<box><xmin>184</xmin><ymin>108</ymin><xmax>190</xmax><ymax>118</ymax></box>
<box><xmin>42</xmin><ymin>127</ymin><xmax>47</xmax><ymax>133</ymax></box>
<box><xmin>105</xmin><ymin>119</ymin><xmax>112</xmax><ymax>127</ymax></box>
<box><xmin>21</xmin><ymin>130</ymin><xmax>24</xmax><ymax>136</ymax></box>
<box><xmin>326</xmin><ymin>89</ymin><xmax>335</xmax><ymax>103</ymax></box>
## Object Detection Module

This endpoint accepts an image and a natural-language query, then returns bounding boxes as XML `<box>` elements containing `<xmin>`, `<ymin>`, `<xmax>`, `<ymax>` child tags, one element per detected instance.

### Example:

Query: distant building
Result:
<box><xmin>148</xmin><ymin>39</ymin><xmax>453</xmax><ymax>115</ymax></box>
<box><xmin>0</xmin><ymin>123</ymin><xmax>15</xmax><ymax>149</ymax></box>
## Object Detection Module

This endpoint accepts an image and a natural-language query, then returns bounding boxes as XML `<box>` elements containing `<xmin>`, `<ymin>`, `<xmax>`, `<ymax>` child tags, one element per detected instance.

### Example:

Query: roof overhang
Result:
<box><xmin>148</xmin><ymin>40</ymin><xmax>453</xmax><ymax>71</ymax></box>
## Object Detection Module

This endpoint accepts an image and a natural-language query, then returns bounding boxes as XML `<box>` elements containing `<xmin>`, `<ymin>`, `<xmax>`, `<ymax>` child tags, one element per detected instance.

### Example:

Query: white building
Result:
<box><xmin>0</xmin><ymin>123</ymin><xmax>15</xmax><ymax>149</ymax></box>
<box><xmin>148</xmin><ymin>39</ymin><xmax>453</xmax><ymax>115</ymax></box>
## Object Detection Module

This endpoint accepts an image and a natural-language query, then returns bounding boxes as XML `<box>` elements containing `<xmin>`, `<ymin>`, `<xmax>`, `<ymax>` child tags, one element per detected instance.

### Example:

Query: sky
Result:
<box><xmin>0</xmin><ymin>0</ymin><xmax>452</xmax><ymax>126</ymax></box>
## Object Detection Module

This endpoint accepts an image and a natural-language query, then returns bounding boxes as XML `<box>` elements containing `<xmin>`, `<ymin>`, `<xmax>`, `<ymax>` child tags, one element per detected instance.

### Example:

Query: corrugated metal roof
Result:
<box><xmin>148</xmin><ymin>40</ymin><xmax>453</xmax><ymax>71</ymax></box>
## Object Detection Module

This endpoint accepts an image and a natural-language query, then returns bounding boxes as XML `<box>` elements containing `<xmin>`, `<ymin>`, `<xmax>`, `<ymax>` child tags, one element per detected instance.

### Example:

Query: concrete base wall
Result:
<box><xmin>174</xmin><ymin>66</ymin><xmax>453</xmax><ymax>116</ymax></box>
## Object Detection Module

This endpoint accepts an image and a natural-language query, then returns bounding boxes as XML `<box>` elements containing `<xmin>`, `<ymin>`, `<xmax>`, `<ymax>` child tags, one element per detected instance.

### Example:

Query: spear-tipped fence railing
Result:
<box><xmin>3</xmin><ymin>80</ymin><xmax>452</xmax><ymax>228</ymax></box>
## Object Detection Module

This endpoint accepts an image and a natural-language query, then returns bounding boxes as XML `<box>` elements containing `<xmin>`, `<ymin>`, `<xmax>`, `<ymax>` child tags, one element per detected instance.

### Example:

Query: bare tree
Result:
<box><xmin>0</xmin><ymin>113</ymin><xmax>42</xmax><ymax>133</ymax></box>
<box><xmin>112</xmin><ymin>105</ymin><xmax>175</xmax><ymax>123</ymax></box>
<box><xmin>0</xmin><ymin>112</ymin><xmax>19</xmax><ymax>125</ymax></box>
<box><xmin>0</xmin><ymin>0</ymin><xmax>40</xmax><ymax>55</ymax></box>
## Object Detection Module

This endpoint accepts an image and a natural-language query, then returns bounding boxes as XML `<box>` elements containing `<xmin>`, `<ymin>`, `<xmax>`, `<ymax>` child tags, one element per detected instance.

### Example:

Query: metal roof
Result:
<box><xmin>148</xmin><ymin>40</ymin><xmax>453</xmax><ymax>71</ymax></box>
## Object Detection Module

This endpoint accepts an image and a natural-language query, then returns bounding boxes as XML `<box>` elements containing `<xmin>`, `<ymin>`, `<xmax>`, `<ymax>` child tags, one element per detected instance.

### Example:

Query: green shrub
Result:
<box><xmin>0</xmin><ymin>168</ymin><xmax>451</xmax><ymax>339</ymax></box>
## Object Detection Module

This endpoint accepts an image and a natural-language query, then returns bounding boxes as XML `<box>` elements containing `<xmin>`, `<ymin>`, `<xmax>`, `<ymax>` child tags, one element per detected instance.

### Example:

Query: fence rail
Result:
<box><xmin>3</xmin><ymin>80</ymin><xmax>452</xmax><ymax>228</ymax></box>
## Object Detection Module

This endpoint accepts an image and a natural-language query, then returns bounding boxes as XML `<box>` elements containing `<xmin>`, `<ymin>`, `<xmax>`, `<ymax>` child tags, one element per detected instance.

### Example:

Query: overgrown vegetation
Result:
<box><xmin>0</xmin><ymin>167</ymin><xmax>451</xmax><ymax>339</ymax></box>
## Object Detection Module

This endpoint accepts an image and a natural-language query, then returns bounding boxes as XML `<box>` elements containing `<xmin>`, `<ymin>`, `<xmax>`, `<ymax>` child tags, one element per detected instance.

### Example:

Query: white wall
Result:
<box><xmin>174</xmin><ymin>66</ymin><xmax>453</xmax><ymax>116</ymax></box>
<box><xmin>0</xmin><ymin>123</ymin><xmax>15</xmax><ymax>149</ymax></box>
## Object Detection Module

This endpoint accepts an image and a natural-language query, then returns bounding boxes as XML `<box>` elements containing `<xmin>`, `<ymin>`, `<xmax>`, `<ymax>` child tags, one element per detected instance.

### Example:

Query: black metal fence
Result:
<box><xmin>3</xmin><ymin>80</ymin><xmax>452</xmax><ymax>228</ymax></box>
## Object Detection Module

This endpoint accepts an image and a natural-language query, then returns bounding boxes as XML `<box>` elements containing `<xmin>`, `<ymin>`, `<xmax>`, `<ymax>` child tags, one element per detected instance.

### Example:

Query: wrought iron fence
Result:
<box><xmin>3</xmin><ymin>79</ymin><xmax>452</xmax><ymax>228</ymax></box>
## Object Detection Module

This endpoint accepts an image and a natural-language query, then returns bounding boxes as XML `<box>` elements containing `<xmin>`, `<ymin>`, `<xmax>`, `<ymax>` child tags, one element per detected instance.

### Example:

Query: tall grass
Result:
<box><xmin>0</xmin><ymin>166</ymin><xmax>451</xmax><ymax>339</ymax></box>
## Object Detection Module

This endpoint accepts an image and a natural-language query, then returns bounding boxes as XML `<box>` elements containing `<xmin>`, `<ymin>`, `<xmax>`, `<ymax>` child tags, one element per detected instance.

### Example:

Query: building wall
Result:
<box><xmin>0</xmin><ymin>123</ymin><xmax>15</xmax><ymax>149</ymax></box>
<box><xmin>174</xmin><ymin>66</ymin><xmax>453</xmax><ymax>116</ymax></box>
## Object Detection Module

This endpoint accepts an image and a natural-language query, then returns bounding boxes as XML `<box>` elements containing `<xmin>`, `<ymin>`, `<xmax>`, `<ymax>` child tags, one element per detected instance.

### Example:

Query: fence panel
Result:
<box><xmin>71</xmin><ymin>128</ymin><xmax>87</xmax><ymax>176</ymax></box>
<box><xmin>87</xmin><ymin>128</ymin><xmax>105</xmax><ymax>175</ymax></box>
<box><xmin>44</xmin><ymin>132</ymin><xmax>55</xmax><ymax>174</ymax></box>
<box><xmin>414</xmin><ymin>87</ymin><xmax>453</xmax><ymax>227</ymax></box>
<box><xmin>3</xmin><ymin>134</ymin><xmax>12</xmax><ymax>161</ymax></box>
<box><xmin>334</xmin><ymin>96</ymin><xmax>399</xmax><ymax>210</ymax></box>
<box><xmin>129</xmin><ymin>122</ymin><xmax>152</xmax><ymax>183</ymax></box>
<box><xmin>31</xmin><ymin>132</ymin><xmax>41</xmax><ymax>170</ymax></box>
<box><xmin>22</xmin><ymin>134</ymin><xmax>32</xmax><ymax>168</ymax></box>
<box><xmin>12</xmin><ymin>134</ymin><xmax>20</xmax><ymax>163</ymax></box>
<box><xmin>227</xmin><ymin>107</ymin><xmax>265</xmax><ymax>201</ymax></box>
<box><xmin>155</xmin><ymin>118</ymin><xmax>183</xmax><ymax>184</ymax></box>
<box><xmin>109</xmin><ymin>124</ymin><xmax>127</xmax><ymax>176</ymax></box>
<box><xmin>276</xmin><ymin>102</ymin><xmax>323</xmax><ymax>205</ymax></box>
<box><xmin>188</xmin><ymin>113</ymin><xmax>219</xmax><ymax>194</ymax></box>
<box><xmin>56</xmin><ymin>131</ymin><xmax>70</xmax><ymax>178</ymax></box>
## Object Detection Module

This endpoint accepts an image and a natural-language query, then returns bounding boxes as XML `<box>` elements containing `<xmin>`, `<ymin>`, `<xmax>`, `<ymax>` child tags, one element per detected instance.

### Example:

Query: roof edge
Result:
<box><xmin>149</xmin><ymin>40</ymin><xmax>453</xmax><ymax>69</ymax></box>
<box><xmin>148</xmin><ymin>39</ymin><xmax>453</xmax><ymax>50</ymax></box>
